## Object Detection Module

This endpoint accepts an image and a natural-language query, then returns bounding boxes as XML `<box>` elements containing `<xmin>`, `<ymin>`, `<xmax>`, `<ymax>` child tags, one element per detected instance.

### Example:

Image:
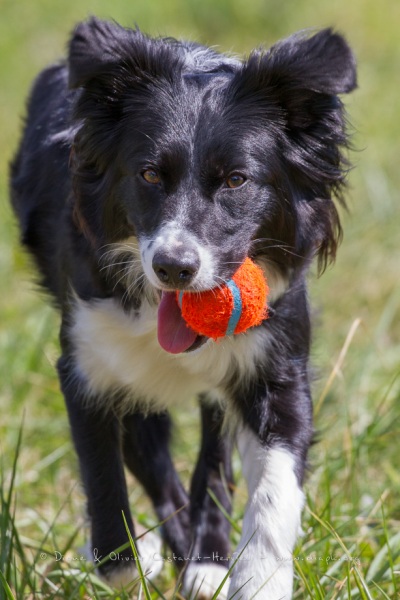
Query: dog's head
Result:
<box><xmin>69</xmin><ymin>18</ymin><xmax>356</xmax><ymax>299</ymax></box>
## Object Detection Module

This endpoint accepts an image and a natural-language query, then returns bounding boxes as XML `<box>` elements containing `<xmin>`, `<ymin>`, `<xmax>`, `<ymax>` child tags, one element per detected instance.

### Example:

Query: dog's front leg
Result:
<box><xmin>229</xmin><ymin>431</ymin><xmax>304</xmax><ymax>599</ymax></box>
<box><xmin>57</xmin><ymin>355</ymin><xmax>142</xmax><ymax>588</ymax></box>
<box><xmin>229</xmin><ymin>379</ymin><xmax>313</xmax><ymax>599</ymax></box>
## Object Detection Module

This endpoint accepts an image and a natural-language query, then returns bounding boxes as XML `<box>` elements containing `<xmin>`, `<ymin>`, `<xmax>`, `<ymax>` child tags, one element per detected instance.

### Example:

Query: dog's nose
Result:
<box><xmin>152</xmin><ymin>248</ymin><xmax>200</xmax><ymax>288</ymax></box>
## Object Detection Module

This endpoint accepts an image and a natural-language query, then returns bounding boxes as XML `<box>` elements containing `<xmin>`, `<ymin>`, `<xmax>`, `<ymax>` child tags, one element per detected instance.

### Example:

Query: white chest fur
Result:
<box><xmin>70</xmin><ymin>297</ymin><xmax>269</xmax><ymax>410</ymax></box>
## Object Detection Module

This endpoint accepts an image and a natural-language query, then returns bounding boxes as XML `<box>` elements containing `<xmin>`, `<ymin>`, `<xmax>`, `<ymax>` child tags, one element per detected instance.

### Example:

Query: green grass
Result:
<box><xmin>1</xmin><ymin>0</ymin><xmax>399</xmax><ymax>598</ymax></box>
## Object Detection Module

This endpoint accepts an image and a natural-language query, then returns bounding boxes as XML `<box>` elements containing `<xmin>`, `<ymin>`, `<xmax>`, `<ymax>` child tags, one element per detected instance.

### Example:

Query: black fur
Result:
<box><xmin>10</xmin><ymin>17</ymin><xmax>356</xmax><ymax>597</ymax></box>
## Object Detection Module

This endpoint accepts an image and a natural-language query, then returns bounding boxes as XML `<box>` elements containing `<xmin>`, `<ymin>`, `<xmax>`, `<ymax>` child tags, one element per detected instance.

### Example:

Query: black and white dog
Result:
<box><xmin>10</xmin><ymin>18</ymin><xmax>356</xmax><ymax>599</ymax></box>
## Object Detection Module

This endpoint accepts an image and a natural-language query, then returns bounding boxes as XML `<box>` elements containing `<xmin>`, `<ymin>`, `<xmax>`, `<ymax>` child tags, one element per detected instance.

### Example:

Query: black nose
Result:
<box><xmin>152</xmin><ymin>248</ymin><xmax>200</xmax><ymax>288</ymax></box>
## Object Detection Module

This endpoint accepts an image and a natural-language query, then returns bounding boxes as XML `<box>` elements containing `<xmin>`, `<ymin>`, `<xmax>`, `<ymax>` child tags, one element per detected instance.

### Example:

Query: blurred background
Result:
<box><xmin>0</xmin><ymin>0</ymin><xmax>399</xmax><ymax>598</ymax></box>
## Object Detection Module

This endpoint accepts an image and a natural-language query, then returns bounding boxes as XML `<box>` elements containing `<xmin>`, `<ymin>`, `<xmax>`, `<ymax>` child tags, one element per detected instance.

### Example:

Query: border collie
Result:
<box><xmin>10</xmin><ymin>18</ymin><xmax>356</xmax><ymax>599</ymax></box>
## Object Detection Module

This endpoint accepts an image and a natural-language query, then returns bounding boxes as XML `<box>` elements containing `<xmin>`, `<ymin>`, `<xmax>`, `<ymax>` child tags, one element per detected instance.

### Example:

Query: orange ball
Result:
<box><xmin>177</xmin><ymin>257</ymin><xmax>269</xmax><ymax>340</ymax></box>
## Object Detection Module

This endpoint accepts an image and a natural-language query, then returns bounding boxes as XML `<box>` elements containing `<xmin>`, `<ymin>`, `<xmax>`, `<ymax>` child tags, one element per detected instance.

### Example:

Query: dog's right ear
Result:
<box><xmin>68</xmin><ymin>18</ymin><xmax>128</xmax><ymax>88</ymax></box>
<box><xmin>68</xmin><ymin>17</ymin><xmax>182</xmax><ymax>89</ymax></box>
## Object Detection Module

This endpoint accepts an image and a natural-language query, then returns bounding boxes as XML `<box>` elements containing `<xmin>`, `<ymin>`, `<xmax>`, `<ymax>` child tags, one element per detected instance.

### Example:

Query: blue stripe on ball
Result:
<box><xmin>226</xmin><ymin>279</ymin><xmax>242</xmax><ymax>335</ymax></box>
<box><xmin>178</xmin><ymin>290</ymin><xmax>184</xmax><ymax>309</ymax></box>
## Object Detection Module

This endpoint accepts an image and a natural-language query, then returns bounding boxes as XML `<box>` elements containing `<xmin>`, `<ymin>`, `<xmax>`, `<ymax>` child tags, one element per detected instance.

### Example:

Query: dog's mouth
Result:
<box><xmin>157</xmin><ymin>291</ymin><xmax>207</xmax><ymax>354</ymax></box>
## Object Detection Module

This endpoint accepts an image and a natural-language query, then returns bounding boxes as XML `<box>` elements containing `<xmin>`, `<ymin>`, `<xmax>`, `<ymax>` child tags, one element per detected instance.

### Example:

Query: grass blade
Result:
<box><xmin>121</xmin><ymin>511</ymin><xmax>152</xmax><ymax>600</ymax></box>
<box><xmin>315</xmin><ymin>318</ymin><xmax>361</xmax><ymax>416</ymax></box>
<box><xmin>207</xmin><ymin>487</ymin><xmax>241</xmax><ymax>534</ymax></box>
<box><xmin>0</xmin><ymin>570</ymin><xmax>16</xmax><ymax>600</ymax></box>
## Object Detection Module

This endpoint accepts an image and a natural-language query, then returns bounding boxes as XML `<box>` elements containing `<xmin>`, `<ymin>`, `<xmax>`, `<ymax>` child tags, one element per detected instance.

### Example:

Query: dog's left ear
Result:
<box><xmin>267</xmin><ymin>27</ymin><xmax>357</xmax><ymax>96</ymax></box>
<box><xmin>232</xmin><ymin>28</ymin><xmax>356</xmax><ymax>131</ymax></box>
<box><xmin>231</xmin><ymin>29</ymin><xmax>357</xmax><ymax>270</ymax></box>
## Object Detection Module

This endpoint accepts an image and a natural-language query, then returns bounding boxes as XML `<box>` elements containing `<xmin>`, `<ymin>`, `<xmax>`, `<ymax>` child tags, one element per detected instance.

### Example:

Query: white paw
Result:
<box><xmin>81</xmin><ymin>528</ymin><xmax>163</xmax><ymax>588</ymax></box>
<box><xmin>228</xmin><ymin>555</ymin><xmax>293</xmax><ymax>600</ymax></box>
<box><xmin>104</xmin><ymin>564</ymin><xmax>137</xmax><ymax>589</ymax></box>
<box><xmin>182</xmin><ymin>563</ymin><xmax>229</xmax><ymax>599</ymax></box>
<box><xmin>134</xmin><ymin>527</ymin><xmax>163</xmax><ymax>581</ymax></box>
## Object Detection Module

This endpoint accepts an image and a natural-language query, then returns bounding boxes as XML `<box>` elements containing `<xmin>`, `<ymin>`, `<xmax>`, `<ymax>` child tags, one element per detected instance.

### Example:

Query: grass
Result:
<box><xmin>0</xmin><ymin>0</ymin><xmax>399</xmax><ymax>598</ymax></box>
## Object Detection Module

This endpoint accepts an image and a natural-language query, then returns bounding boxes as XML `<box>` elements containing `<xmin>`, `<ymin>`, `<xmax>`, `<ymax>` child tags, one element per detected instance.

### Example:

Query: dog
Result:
<box><xmin>10</xmin><ymin>17</ymin><xmax>356</xmax><ymax>599</ymax></box>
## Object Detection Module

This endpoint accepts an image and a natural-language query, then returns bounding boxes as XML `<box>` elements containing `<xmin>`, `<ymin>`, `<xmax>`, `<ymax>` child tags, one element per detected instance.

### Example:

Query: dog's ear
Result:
<box><xmin>68</xmin><ymin>18</ymin><xmax>184</xmax><ymax>248</ymax></box>
<box><xmin>266</xmin><ymin>27</ymin><xmax>357</xmax><ymax>96</ymax></box>
<box><xmin>68</xmin><ymin>17</ymin><xmax>182</xmax><ymax>89</ymax></box>
<box><xmin>231</xmin><ymin>29</ymin><xmax>356</xmax><ymax>271</ymax></box>
<box><xmin>68</xmin><ymin>18</ymin><xmax>122</xmax><ymax>88</ymax></box>
<box><xmin>232</xmin><ymin>28</ymin><xmax>356</xmax><ymax>129</ymax></box>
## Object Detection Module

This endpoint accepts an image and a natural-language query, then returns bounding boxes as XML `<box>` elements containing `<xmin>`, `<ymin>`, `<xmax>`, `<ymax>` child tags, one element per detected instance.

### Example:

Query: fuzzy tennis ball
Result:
<box><xmin>177</xmin><ymin>257</ymin><xmax>269</xmax><ymax>340</ymax></box>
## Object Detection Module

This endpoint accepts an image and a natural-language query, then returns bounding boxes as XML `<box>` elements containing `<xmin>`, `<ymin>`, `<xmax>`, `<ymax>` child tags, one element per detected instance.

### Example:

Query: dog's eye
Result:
<box><xmin>226</xmin><ymin>173</ymin><xmax>246</xmax><ymax>189</ymax></box>
<box><xmin>142</xmin><ymin>169</ymin><xmax>161</xmax><ymax>185</ymax></box>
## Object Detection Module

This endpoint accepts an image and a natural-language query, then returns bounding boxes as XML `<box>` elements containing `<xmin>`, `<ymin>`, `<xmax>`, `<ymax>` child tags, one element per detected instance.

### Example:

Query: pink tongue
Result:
<box><xmin>157</xmin><ymin>292</ymin><xmax>198</xmax><ymax>354</ymax></box>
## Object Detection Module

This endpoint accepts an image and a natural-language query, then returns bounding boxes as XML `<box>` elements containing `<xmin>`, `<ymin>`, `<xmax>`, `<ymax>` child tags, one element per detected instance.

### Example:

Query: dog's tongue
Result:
<box><xmin>157</xmin><ymin>292</ymin><xmax>198</xmax><ymax>354</ymax></box>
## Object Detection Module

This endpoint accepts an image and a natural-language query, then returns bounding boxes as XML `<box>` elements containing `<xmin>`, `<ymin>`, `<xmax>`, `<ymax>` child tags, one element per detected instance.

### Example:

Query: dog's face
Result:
<box><xmin>113</xmin><ymin>71</ymin><xmax>281</xmax><ymax>293</ymax></box>
<box><xmin>69</xmin><ymin>20</ymin><xmax>356</xmax><ymax>298</ymax></box>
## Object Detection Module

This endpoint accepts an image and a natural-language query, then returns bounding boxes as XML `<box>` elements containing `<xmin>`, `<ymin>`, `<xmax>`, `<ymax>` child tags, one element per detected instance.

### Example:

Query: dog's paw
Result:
<box><xmin>182</xmin><ymin>563</ymin><xmax>229</xmax><ymax>599</ymax></box>
<box><xmin>82</xmin><ymin>528</ymin><xmax>163</xmax><ymax>589</ymax></box>
<box><xmin>104</xmin><ymin>563</ymin><xmax>138</xmax><ymax>589</ymax></box>
<box><xmin>134</xmin><ymin>527</ymin><xmax>164</xmax><ymax>581</ymax></box>
<box><xmin>228</xmin><ymin>558</ymin><xmax>293</xmax><ymax>600</ymax></box>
